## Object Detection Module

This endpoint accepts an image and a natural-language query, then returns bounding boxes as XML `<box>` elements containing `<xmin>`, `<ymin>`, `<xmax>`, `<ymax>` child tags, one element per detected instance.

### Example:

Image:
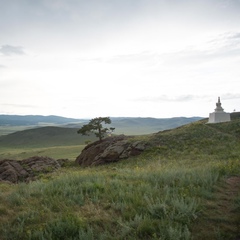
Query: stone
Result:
<box><xmin>0</xmin><ymin>156</ymin><xmax>63</xmax><ymax>183</ymax></box>
<box><xmin>75</xmin><ymin>135</ymin><xmax>146</xmax><ymax>166</ymax></box>
<box><xmin>21</xmin><ymin>156</ymin><xmax>60</xmax><ymax>173</ymax></box>
<box><xmin>0</xmin><ymin>159</ymin><xmax>30</xmax><ymax>183</ymax></box>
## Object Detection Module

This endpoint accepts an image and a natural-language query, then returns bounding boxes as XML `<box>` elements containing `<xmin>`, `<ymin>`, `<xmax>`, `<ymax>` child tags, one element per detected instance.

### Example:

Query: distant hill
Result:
<box><xmin>0</xmin><ymin>115</ymin><xmax>203</xmax><ymax>136</ymax></box>
<box><xmin>111</xmin><ymin>117</ymin><xmax>203</xmax><ymax>134</ymax></box>
<box><xmin>0</xmin><ymin>126</ymin><xmax>98</xmax><ymax>148</ymax></box>
<box><xmin>0</xmin><ymin>115</ymin><xmax>85</xmax><ymax>126</ymax></box>
<box><xmin>0</xmin><ymin>114</ymin><xmax>238</xmax><ymax>150</ymax></box>
<box><xmin>230</xmin><ymin>111</ymin><xmax>240</xmax><ymax>120</ymax></box>
<box><xmin>65</xmin><ymin>117</ymin><xmax>203</xmax><ymax>135</ymax></box>
<box><xmin>0</xmin><ymin>116</ymin><xmax>204</xmax><ymax>148</ymax></box>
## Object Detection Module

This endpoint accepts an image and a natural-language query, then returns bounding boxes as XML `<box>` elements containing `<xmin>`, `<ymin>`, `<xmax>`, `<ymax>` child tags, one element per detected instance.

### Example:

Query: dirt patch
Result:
<box><xmin>192</xmin><ymin>176</ymin><xmax>240</xmax><ymax>240</ymax></box>
<box><xmin>226</xmin><ymin>176</ymin><xmax>240</xmax><ymax>194</ymax></box>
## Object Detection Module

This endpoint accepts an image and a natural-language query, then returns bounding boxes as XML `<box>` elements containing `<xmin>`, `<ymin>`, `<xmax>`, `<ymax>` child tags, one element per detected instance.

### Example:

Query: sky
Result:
<box><xmin>0</xmin><ymin>0</ymin><xmax>240</xmax><ymax>119</ymax></box>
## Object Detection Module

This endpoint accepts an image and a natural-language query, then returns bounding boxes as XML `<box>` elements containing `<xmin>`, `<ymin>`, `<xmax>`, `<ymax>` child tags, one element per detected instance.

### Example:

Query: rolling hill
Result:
<box><xmin>110</xmin><ymin>117</ymin><xmax>203</xmax><ymax>134</ymax></box>
<box><xmin>0</xmin><ymin>126</ymin><xmax>98</xmax><ymax>148</ymax></box>
<box><xmin>62</xmin><ymin>117</ymin><xmax>204</xmax><ymax>135</ymax></box>
<box><xmin>0</xmin><ymin>116</ymin><xmax>204</xmax><ymax>147</ymax></box>
<box><xmin>1</xmin><ymin>113</ymin><xmax>239</xmax><ymax>148</ymax></box>
<box><xmin>0</xmin><ymin>114</ymin><xmax>84</xmax><ymax>126</ymax></box>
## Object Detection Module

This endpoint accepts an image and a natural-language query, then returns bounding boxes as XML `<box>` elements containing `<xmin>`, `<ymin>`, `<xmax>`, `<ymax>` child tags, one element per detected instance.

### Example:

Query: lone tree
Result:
<box><xmin>77</xmin><ymin>117</ymin><xmax>115</xmax><ymax>141</ymax></box>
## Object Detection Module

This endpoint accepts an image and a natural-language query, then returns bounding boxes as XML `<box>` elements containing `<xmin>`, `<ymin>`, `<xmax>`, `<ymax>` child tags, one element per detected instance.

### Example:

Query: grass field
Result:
<box><xmin>0</xmin><ymin>119</ymin><xmax>240</xmax><ymax>239</ymax></box>
<box><xmin>0</xmin><ymin>145</ymin><xmax>85</xmax><ymax>161</ymax></box>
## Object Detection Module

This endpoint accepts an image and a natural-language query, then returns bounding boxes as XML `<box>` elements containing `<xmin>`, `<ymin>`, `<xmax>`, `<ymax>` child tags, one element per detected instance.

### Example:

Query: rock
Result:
<box><xmin>0</xmin><ymin>156</ymin><xmax>62</xmax><ymax>183</ymax></box>
<box><xmin>0</xmin><ymin>160</ymin><xmax>29</xmax><ymax>183</ymax></box>
<box><xmin>21</xmin><ymin>156</ymin><xmax>60</xmax><ymax>173</ymax></box>
<box><xmin>75</xmin><ymin>135</ymin><xmax>146</xmax><ymax>166</ymax></box>
<box><xmin>56</xmin><ymin>158</ymin><xmax>70</xmax><ymax>167</ymax></box>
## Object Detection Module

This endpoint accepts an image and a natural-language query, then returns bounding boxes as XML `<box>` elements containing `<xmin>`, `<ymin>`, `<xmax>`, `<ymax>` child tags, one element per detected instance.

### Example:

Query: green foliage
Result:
<box><xmin>77</xmin><ymin>117</ymin><xmax>115</xmax><ymax>141</ymax></box>
<box><xmin>43</xmin><ymin>214</ymin><xmax>85</xmax><ymax>240</ymax></box>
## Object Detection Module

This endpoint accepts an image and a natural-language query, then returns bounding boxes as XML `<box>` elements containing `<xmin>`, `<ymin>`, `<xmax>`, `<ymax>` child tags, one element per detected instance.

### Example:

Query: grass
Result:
<box><xmin>0</xmin><ymin>119</ymin><xmax>240</xmax><ymax>239</ymax></box>
<box><xmin>0</xmin><ymin>157</ymin><xmax>239</xmax><ymax>239</ymax></box>
<box><xmin>0</xmin><ymin>145</ymin><xmax>85</xmax><ymax>161</ymax></box>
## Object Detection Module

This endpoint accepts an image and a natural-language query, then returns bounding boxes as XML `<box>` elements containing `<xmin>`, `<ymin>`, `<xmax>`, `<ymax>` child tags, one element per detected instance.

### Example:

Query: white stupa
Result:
<box><xmin>208</xmin><ymin>97</ymin><xmax>231</xmax><ymax>123</ymax></box>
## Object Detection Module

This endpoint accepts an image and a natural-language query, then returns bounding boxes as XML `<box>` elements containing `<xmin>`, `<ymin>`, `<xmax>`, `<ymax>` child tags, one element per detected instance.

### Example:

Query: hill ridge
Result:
<box><xmin>0</xmin><ymin>114</ymin><xmax>85</xmax><ymax>126</ymax></box>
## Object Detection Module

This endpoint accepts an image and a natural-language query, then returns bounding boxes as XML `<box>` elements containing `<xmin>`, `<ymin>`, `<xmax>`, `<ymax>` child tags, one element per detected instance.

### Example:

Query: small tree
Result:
<box><xmin>77</xmin><ymin>117</ymin><xmax>115</xmax><ymax>141</ymax></box>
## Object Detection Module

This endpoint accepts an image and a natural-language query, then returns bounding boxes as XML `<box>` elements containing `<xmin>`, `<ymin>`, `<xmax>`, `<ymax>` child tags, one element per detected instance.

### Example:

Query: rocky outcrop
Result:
<box><xmin>0</xmin><ymin>156</ymin><xmax>65</xmax><ymax>183</ymax></box>
<box><xmin>75</xmin><ymin>135</ymin><xmax>146</xmax><ymax>166</ymax></box>
<box><xmin>0</xmin><ymin>160</ymin><xmax>29</xmax><ymax>183</ymax></box>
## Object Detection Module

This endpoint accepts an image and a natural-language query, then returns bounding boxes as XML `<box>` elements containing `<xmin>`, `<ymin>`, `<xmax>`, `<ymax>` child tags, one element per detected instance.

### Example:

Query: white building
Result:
<box><xmin>208</xmin><ymin>97</ymin><xmax>231</xmax><ymax>123</ymax></box>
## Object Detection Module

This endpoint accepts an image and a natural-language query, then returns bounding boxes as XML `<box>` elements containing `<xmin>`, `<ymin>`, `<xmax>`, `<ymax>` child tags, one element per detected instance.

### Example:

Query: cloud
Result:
<box><xmin>107</xmin><ymin>52</ymin><xmax>160</xmax><ymax>66</ymax></box>
<box><xmin>133</xmin><ymin>93</ymin><xmax>240</xmax><ymax>104</ymax></box>
<box><xmin>221</xmin><ymin>93</ymin><xmax>240</xmax><ymax>100</ymax></box>
<box><xmin>162</xmin><ymin>31</ymin><xmax>240</xmax><ymax>66</ymax></box>
<box><xmin>0</xmin><ymin>103</ymin><xmax>39</xmax><ymax>109</ymax></box>
<box><xmin>76</xmin><ymin>52</ymin><xmax>160</xmax><ymax>68</ymax></box>
<box><xmin>208</xmin><ymin>32</ymin><xmax>240</xmax><ymax>51</ymax></box>
<box><xmin>80</xmin><ymin>31</ymin><xmax>240</xmax><ymax>68</ymax></box>
<box><xmin>132</xmin><ymin>95</ymin><xmax>202</xmax><ymax>102</ymax></box>
<box><xmin>0</xmin><ymin>45</ymin><xmax>25</xmax><ymax>56</ymax></box>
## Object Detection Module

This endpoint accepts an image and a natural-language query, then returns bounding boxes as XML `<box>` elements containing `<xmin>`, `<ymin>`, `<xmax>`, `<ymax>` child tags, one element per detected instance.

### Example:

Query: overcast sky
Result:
<box><xmin>1</xmin><ymin>0</ymin><xmax>240</xmax><ymax>118</ymax></box>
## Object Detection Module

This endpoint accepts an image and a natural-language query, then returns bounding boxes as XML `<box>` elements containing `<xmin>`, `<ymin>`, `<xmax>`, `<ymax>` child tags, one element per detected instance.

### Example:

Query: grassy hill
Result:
<box><xmin>0</xmin><ymin>119</ymin><xmax>239</xmax><ymax>239</ymax></box>
<box><xmin>0</xmin><ymin>117</ymin><xmax>203</xmax><ymax>150</ymax></box>
<box><xmin>110</xmin><ymin>117</ymin><xmax>202</xmax><ymax>135</ymax></box>
<box><xmin>0</xmin><ymin>115</ymin><xmax>203</xmax><ymax>136</ymax></box>
<box><xmin>0</xmin><ymin>126</ymin><xmax>97</xmax><ymax>148</ymax></box>
<box><xmin>66</xmin><ymin>117</ymin><xmax>203</xmax><ymax>135</ymax></box>
<box><xmin>0</xmin><ymin>126</ymin><xmax>95</xmax><ymax>160</ymax></box>
<box><xmin>148</xmin><ymin>118</ymin><xmax>240</xmax><ymax>159</ymax></box>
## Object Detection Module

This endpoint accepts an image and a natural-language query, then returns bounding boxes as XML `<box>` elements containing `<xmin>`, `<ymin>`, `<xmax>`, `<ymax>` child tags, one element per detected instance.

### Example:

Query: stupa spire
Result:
<box><xmin>215</xmin><ymin>96</ymin><xmax>224</xmax><ymax>112</ymax></box>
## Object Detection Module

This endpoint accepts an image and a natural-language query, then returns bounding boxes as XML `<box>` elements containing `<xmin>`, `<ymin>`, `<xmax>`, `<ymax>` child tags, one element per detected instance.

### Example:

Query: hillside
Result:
<box><xmin>0</xmin><ymin>126</ymin><xmax>97</xmax><ymax>148</ymax></box>
<box><xmin>0</xmin><ymin>115</ymin><xmax>203</xmax><ymax>137</ymax></box>
<box><xmin>63</xmin><ymin>117</ymin><xmax>203</xmax><ymax>135</ymax></box>
<box><xmin>148</xmin><ymin>118</ymin><xmax>240</xmax><ymax>157</ymax></box>
<box><xmin>111</xmin><ymin>117</ymin><xmax>202</xmax><ymax>135</ymax></box>
<box><xmin>0</xmin><ymin>115</ymin><xmax>203</xmax><ymax>129</ymax></box>
<box><xmin>0</xmin><ymin>119</ymin><xmax>239</xmax><ymax>239</ymax></box>
<box><xmin>0</xmin><ymin>114</ymin><xmax>84</xmax><ymax>126</ymax></box>
<box><xmin>0</xmin><ymin>114</ymin><xmax>239</xmax><ymax>150</ymax></box>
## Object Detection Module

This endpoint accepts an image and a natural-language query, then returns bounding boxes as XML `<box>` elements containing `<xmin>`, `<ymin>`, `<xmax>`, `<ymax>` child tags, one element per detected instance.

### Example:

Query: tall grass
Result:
<box><xmin>1</xmin><ymin>153</ymin><xmax>239</xmax><ymax>240</ymax></box>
